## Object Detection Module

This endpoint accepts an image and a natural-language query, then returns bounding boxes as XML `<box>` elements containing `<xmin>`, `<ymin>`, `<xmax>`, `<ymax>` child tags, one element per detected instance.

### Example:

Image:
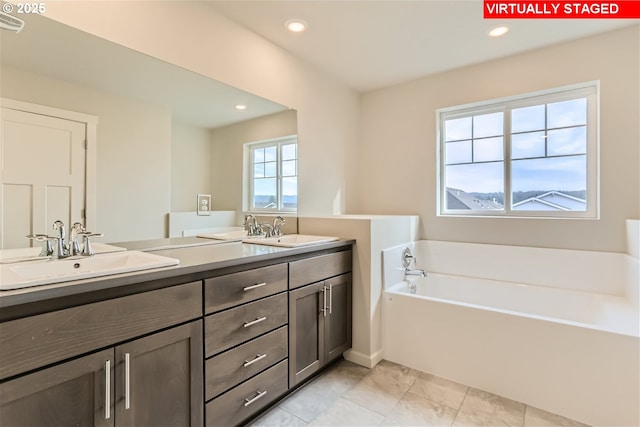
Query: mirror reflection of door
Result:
<box><xmin>1</xmin><ymin>104</ymin><xmax>87</xmax><ymax>249</ymax></box>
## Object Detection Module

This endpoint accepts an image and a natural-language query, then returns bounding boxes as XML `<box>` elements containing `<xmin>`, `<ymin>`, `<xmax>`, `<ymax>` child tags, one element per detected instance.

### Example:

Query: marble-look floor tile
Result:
<box><xmin>278</xmin><ymin>381</ymin><xmax>340</xmax><ymax>423</ymax></box>
<box><xmin>524</xmin><ymin>406</ymin><xmax>589</xmax><ymax>427</ymax></box>
<box><xmin>312</xmin><ymin>360</ymin><xmax>370</xmax><ymax>396</ymax></box>
<box><xmin>453</xmin><ymin>388</ymin><xmax>525</xmax><ymax>427</ymax></box>
<box><xmin>248</xmin><ymin>407</ymin><xmax>308</xmax><ymax>427</ymax></box>
<box><xmin>409</xmin><ymin>373</ymin><xmax>469</xmax><ymax>410</ymax></box>
<box><xmin>342</xmin><ymin>360</ymin><xmax>420</xmax><ymax>416</ymax></box>
<box><xmin>381</xmin><ymin>391</ymin><xmax>458</xmax><ymax>426</ymax></box>
<box><xmin>309</xmin><ymin>397</ymin><xmax>385</xmax><ymax>426</ymax></box>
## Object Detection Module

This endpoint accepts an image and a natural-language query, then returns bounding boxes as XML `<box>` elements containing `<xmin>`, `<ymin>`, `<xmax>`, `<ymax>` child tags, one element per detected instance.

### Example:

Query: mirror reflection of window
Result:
<box><xmin>247</xmin><ymin>136</ymin><xmax>298</xmax><ymax>212</ymax></box>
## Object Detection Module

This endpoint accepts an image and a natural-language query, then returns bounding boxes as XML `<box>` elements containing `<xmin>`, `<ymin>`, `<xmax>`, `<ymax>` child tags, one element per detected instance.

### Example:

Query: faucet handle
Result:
<box><xmin>26</xmin><ymin>234</ymin><xmax>54</xmax><ymax>257</ymax></box>
<box><xmin>80</xmin><ymin>233</ymin><xmax>103</xmax><ymax>256</ymax></box>
<box><xmin>401</xmin><ymin>247</ymin><xmax>416</xmax><ymax>268</ymax></box>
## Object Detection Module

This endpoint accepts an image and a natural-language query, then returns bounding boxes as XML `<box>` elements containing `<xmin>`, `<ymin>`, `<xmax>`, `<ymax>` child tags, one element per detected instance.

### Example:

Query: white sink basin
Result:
<box><xmin>242</xmin><ymin>234</ymin><xmax>339</xmax><ymax>248</ymax></box>
<box><xmin>0</xmin><ymin>242</ymin><xmax>126</xmax><ymax>264</ymax></box>
<box><xmin>0</xmin><ymin>251</ymin><xmax>179</xmax><ymax>290</ymax></box>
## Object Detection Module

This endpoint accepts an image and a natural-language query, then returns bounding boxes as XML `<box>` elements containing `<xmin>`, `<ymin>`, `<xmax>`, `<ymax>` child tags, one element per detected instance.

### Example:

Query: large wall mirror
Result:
<box><xmin>0</xmin><ymin>12</ymin><xmax>297</xmax><ymax>248</ymax></box>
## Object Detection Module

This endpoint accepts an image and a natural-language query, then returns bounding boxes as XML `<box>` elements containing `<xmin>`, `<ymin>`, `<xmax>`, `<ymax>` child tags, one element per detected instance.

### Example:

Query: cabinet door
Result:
<box><xmin>324</xmin><ymin>273</ymin><xmax>352</xmax><ymax>363</ymax></box>
<box><xmin>289</xmin><ymin>282</ymin><xmax>324</xmax><ymax>387</ymax></box>
<box><xmin>0</xmin><ymin>348</ymin><xmax>114</xmax><ymax>427</ymax></box>
<box><xmin>115</xmin><ymin>320</ymin><xmax>203</xmax><ymax>427</ymax></box>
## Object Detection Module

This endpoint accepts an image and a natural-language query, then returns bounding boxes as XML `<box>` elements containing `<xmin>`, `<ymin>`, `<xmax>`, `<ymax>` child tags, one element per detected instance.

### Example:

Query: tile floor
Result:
<box><xmin>249</xmin><ymin>359</ymin><xmax>589</xmax><ymax>427</ymax></box>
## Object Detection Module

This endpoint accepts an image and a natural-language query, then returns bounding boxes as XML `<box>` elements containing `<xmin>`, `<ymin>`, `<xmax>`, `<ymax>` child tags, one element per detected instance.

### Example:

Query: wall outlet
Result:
<box><xmin>197</xmin><ymin>194</ymin><xmax>211</xmax><ymax>216</ymax></box>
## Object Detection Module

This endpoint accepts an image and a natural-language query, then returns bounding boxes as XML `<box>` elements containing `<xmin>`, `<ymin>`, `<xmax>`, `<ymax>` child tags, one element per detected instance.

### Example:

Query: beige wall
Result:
<box><xmin>355</xmin><ymin>25</ymin><xmax>640</xmax><ymax>253</ymax></box>
<box><xmin>44</xmin><ymin>1</ymin><xmax>360</xmax><ymax>219</ymax></box>
<box><xmin>1</xmin><ymin>66</ymin><xmax>172</xmax><ymax>242</ymax></box>
<box><xmin>171</xmin><ymin>122</ymin><xmax>212</xmax><ymax>212</ymax></box>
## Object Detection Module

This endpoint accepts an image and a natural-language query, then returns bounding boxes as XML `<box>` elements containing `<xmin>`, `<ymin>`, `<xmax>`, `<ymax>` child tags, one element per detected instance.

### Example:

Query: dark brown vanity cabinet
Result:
<box><xmin>288</xmin><ymin>251</ymin><xmax>352</xmax><ymax>387</ymax></box>
<box><xmin>203</xmin><ymin>263</ymin><xmax>289</xmax><ymax>427</ymax></box>
<box><xmin>0</xmin><ymin>283</ymin><xmax>203</xmax><ymax>427</ymax></box>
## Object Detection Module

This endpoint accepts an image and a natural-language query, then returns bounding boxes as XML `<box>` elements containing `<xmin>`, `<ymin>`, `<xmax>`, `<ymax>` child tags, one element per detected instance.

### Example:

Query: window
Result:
<box><xmin>246</xmin><ymin>136</ymin><xmax>297</xmax><ymax>212</ymax></box>
<box><xmin>437</xmin><ymin>82</ymin><xmax>598</xmax><ymax>218</ymax></box>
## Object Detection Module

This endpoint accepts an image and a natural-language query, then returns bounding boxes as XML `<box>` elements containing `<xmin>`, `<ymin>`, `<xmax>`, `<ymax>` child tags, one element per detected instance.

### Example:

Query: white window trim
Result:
<box><xmin>244</xmin><ymin>135</ymin><xmax>298</xmax><ymax>214</ymax></box>
<box><xmin>436</xmin><ymin>81</ymin><xmax>600</xmax><ymax>219</ymax></box>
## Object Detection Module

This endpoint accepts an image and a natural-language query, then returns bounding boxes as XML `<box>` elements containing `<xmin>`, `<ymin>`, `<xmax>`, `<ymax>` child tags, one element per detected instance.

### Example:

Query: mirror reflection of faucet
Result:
<box><xmin>26</xmin><ymin>220</ymin><xmax>103</xmax><ymax>259</ymax></box>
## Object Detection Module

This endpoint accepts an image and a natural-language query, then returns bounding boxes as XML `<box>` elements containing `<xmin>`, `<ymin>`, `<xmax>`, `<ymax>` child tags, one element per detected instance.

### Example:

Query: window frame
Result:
<box><xmin>436</xmin><ymin>82</ymin><xmax>599</xmax><ymax>219</ymax></box>
<box><xmin>245</xmin><ymin>135</ymin><xmax>298</xmax><ymax>213</ymax></box>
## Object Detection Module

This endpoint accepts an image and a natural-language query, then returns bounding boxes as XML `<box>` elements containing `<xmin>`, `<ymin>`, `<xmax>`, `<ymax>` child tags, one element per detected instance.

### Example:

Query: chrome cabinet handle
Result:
<box><xmin>243</xmin><ymin>353</ymin><xmax>267</xmax><ymax>367</ymax></box>
<box><xmin>105</xmin><ymin>359</ymin><xmax>111</xmax><ymax>420</ymax></box>
<box><xmin>328</xmin><ymin>284</ymin><xmax>333</xmax><ymax>314</ymax></box>
<box><xmin>321</xmin><ymin>286</ymin><xmax>327</xmax><ymax>317</ymax></box>
<box><xmin>243</xmin><ymin>316</ymin><xmax>267</xmax><ymax>328</ymax></box>
<box><xmin>125</xmin><ymin>352</ymin><xmax>131</xmax><ymax>410</ymax></box>
<box><xmin>244</xmin><ymin>390</ymin><xmax>267</xmax><ymax>407</ymax></box>
<box><xmin>243</xmin><ymin>282</ymin><xmax>267</xmax><ymax>292</ymax></box>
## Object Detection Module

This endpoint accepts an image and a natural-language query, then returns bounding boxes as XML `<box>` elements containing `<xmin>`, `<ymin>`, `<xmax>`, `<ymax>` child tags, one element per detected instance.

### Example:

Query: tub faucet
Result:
<box><xmin>405</xmin><ymin>268</ymin><xmax>427</xmax><ymax>278</ymax></box>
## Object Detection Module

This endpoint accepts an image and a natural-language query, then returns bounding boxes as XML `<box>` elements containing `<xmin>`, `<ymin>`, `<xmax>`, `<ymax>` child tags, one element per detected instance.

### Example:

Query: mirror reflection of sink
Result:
<box><xmin>0</xmin><ymin>243</ymin><xmax>126</xmax><ymax>264</ymax></box>
<box><xmin>197</xmin><ymin>230</ymin><xmax>248</xmax><ymax>241</ymax></box>
<box><xmin>0</xmin><ymin>251</ymin><xmax>179</xmax><ymax>291</ymax></box>
<box><xmin>242</xmin><ymin>234</ymin><xmax>339</xmax><ymax>248</ymax></box>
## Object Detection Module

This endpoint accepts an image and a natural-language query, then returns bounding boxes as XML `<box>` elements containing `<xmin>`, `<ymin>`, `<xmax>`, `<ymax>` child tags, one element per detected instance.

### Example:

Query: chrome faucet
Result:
<box><xmin>272</xmin><ymin>216</ymin><xmax>286</xmax><ymax>237</ymax></box>
<box><xmin>402</xmin><ymin>247</ymin><xmax>427</xmax><ymax>278</ymax></box>
<box><xmin>69</xmin><ymin>222</ymin><xmax>86</xmax><ymax>256</ymax></box>
<box><xmin>244</xmin><ymin>215</ymin><xmax>262</xmax><ymax>236</ymax></box>
<box><xmin>52</xmin><ymin>220</ymin><xmax>70</xmax><ymax>259</ymax></box>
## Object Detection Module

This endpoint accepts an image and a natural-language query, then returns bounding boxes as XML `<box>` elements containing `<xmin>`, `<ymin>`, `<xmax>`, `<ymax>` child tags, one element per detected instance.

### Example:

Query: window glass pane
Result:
<box><xmin>474</xmin><ymin>112</ymin><xmax>503</xmax><ymax>138</ymax></box>
<box><xmin>282</xmin><ymin>160</ymin><xmax>296</xmax><ymax>177</ymax></box>
<box><xmin>282</xmin><ymin>176</ymin><xmax>297</xmax><ymax>209</ymax></box>
<box><xmin>511</xmin><ymin>105</ymin><xmax>545</xmax><ymax>133</ymax></box>
<box><xmin>547</xmin><ymin>126</ymin><xmax>586</xmax><ymax>156</ymax></box>
<box><xmin>445</xmin><ymin>162</ymin><xmax>504</xmax><ymax>210</ymax></box>
<box><xmin>511</xmin><ymin>155</ymin><xmax>586</xmax><ymax>211</ymax></box>
<box><xmin>474</xmin><ymin>137</ymin><xmax>503</xmax><ymax>162</ymax></box>
<box><xmin>548</xmin><ymin>98</ymin><xmax>586</xmax><ymax>128</ymax></box>
<box><xmin>253</xmin><ymin>178</ymin><xmax>277</xmax><ymax>209</ymax></box>
<box><xmin>282</xmin><ymin>143</ymin><xmax>297</xmax><ymax>160</ymax></box>
<box><xmin>445</xmin><ymin>141</ymin><xmax>472</xmax><ymax>164</ymax></box>
<box><xmin>253</xmin><ymin>163</ymin><xmax>264</xmax><ymax>178</ymax></box>
<box><xmin>264</xmin><ymin>161</ymin><xmax>277</xmax><ymax>177</ymax></box>
<box><xmin>445</xmin><ymin>117</ymin><xmax>472</xmax><ymax>141</ymax></box>
<box><xmin>253</xmin><ymin>148</ymin><xmax>264</xmax><ymax>163</ymax></box>
<box><xmin>511</xmin><ymin>132</ymin><xmax>546</xmax><ymax>159</ymax></box>
<box><xmin>264</xmin><ymin>146</ymin><xmax>277</xmax><ymax>162</ymax></box>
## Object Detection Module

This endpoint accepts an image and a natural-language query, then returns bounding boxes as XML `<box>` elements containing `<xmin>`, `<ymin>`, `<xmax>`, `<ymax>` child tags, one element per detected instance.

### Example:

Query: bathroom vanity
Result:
<box><xmin>0</xmin><ymin>239</ymin><xmax>353</xmax><ymax>427</ymax></box>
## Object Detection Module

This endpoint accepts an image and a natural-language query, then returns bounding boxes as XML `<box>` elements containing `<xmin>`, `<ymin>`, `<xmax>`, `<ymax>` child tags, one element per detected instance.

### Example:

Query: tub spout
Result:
<box><xmin>405</xmin><ymin>268</ymin><xmax>426</xmax><ymax>278</ymax></box>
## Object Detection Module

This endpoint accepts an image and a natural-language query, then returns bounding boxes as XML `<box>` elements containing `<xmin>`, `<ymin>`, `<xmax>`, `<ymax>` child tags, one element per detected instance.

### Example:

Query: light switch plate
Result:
<box><xmin>197</xmin><ymin>194</ymin><xmax>211</xmax><ymax>216</ymax></box>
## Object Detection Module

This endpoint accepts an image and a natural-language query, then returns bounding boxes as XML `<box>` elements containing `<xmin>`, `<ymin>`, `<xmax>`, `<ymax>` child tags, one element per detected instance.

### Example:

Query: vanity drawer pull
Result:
<box><xmin>243</xmin><ymin>282</ymin><xmax>267</xmax><ymax>292</ymax></box>
<box><xmin>243</xmin><ymin>316</ymin><xmax>267</xmax><ymax>328</ymax></box>
<box><xmin>105</xmin><ymin>359</ymin><xmax>111</xmax><ymax>420</ymax></box>
<box><xmin>243</xmin><ymin>353</ymin><xmax>267</xmax><ymax>367</ymax></box>
<box><xmin>243</xmin><ymin>390</ymin><xmax>267</xmax><ymax>407</ymax></box>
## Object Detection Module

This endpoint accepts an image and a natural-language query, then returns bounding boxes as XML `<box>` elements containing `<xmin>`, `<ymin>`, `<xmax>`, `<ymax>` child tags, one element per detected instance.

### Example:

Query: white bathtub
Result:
<box><xmin>382</xmin><ymin>240</ymin><xmax>640</xmax><ymax>427</ymax></box>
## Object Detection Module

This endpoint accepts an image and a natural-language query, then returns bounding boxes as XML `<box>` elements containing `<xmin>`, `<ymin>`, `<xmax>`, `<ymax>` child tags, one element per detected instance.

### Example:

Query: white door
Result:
<box><xmin>1</xmin><ymin>107</ymin><xmax>86</xmax><ymax>249</ymax></box>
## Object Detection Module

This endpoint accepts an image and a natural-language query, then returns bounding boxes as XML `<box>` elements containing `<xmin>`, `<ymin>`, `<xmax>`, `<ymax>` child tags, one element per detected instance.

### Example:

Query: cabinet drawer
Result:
<box><xmin>205</xmin><ymin>293</ymin><xmax>287</xmax><ymax>356</ymax></box>
<box><xmin>204</xmin><ymin>264</ymin><xmax>287</xmax><ymax>314</ymax></box>
<box><xmin>205</xmin><ymin>326</ymin><xmax>287</xmax><ymax>400</ymax></box>
<box><xmin>0</xmin><ymin>282</ymin><xmax>202</xmax><ymax>381</ymax></box>
<box><xmin>205</xmin><ymin>359</ymin><xmax>288</xmax><ymax>427</ymax></box>
<box><xmin>289</xmin><ymin>250</ymin><xmax>352</xmax><ymax>289</ymax></box>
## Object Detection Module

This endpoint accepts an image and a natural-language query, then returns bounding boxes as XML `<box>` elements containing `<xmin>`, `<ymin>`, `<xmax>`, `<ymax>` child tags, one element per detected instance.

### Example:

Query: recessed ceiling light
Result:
<box><xmin>285</xmin><ymin>19</ymin><xmax>308</xmax><ymax>33</ymax></box>
<box><xmin>235</xmin><ymin>104</ymin><xmax>247</xmax><ymax>110</ymax></box>
<box><xmin>488</xmin><ymin>25</ymin><xmax>510</xmax><ymax>37</ymax></box>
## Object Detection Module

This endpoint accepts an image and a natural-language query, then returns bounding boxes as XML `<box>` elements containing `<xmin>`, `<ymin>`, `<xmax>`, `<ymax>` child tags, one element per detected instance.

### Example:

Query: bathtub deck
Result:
<box><xmin>249</xmin><ymin>359</ymin><xmax>589</xmax><ymax>426</ymax></box>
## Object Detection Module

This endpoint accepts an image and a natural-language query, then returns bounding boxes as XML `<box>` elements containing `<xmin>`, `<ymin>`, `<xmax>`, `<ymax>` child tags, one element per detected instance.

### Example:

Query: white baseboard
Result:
<box><xmin>343</xmin><ymin>348</ymin><xmax>383</xmax><ymax>369</ymax></box>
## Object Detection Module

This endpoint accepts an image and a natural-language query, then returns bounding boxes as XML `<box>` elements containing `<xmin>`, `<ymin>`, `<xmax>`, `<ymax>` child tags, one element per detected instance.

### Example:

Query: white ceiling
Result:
<box><xmin>208</xmin><ymin>0</ymin><xmax>637</xmax><ymax>92</ymax></box>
